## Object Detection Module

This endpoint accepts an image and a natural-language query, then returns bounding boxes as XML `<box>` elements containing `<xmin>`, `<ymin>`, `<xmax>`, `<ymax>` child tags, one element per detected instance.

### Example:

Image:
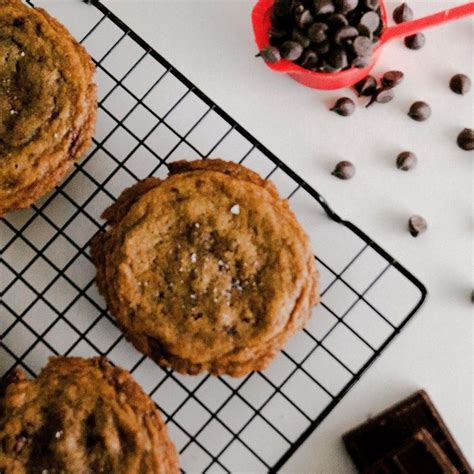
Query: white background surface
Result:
<box><xmin>54</xmin><ymin>0</ymin><xmax>474</xmax><ymax>471</ymax></box>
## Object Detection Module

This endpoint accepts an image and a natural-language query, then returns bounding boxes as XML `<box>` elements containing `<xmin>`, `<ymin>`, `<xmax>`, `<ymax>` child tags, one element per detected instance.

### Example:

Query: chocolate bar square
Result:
<box><xmin>364</xmin><ymin>428</ymin><xmax>458</xmax><ymax>474</ymax></box>
<box><xmin>343</xmin><ymin>390</ymin><xmax>471</xmax><ymax>473</ymax></box>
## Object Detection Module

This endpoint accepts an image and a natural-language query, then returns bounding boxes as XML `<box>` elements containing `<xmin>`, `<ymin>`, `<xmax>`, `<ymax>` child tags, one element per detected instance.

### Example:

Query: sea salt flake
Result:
<box><xmin>10</xmin><ymin>109</ymin><xmax>17</xmax><ymax>115</ymax></box>
<box><xmin>20</xmin><ymin>51</ymin><xmax>25</xmax><ymax>57</ymax></box>
<box><xmin>55</xmin><ymin>431</ymin><xmax>63</xmax><ymax>439</ymax></box>
<box><xmin>190</xmin><ymin>253</ymin><xmax>197</xmax><ymax>263</ymax></box>
<box><xmin>194</xmin><ymin>223</ymin><xmax>200</xmax><ymax>228</ymax></box>
<box><xmin>190</xmin><ymin>294</ymin><xmax>197</xmax><ymax>300</ymax></box>
<box><xmin>230</xmin><ymin>204</ymin><xmax>240</xmax><ymax>215</ymax></box>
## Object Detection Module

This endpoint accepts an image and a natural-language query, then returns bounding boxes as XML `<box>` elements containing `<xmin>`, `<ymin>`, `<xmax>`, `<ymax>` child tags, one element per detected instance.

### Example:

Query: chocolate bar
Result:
<box><xmin>364</xmin><ymin>428</ymin><xmax>458</xmax><ymax>473</ymax></box>
<box><xmin>343</xmin><ymin>390</ymin><xmax>471</xmax><ymax>473</ymax></box>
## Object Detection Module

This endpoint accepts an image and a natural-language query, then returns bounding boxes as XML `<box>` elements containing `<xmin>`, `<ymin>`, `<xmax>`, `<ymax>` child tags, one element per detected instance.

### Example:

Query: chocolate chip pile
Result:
<box><xmin>326</xmin><ymin>1</ymin><xmax>472</xmax><ymax>248</ymax></box>
<box><xmin>261</xmin><ymin>0</ymin><xmax>383</xmax><ymax>72</ymax></box>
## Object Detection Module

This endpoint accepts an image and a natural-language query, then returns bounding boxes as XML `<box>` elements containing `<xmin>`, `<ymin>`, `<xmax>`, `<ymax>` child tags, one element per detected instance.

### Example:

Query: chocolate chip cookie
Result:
<box><xmin>0</xmin><ymin>357</ymin><xmax>179</xmax><ymax>473</ymax></box>
<box><xmin>0</xmin><ymin>0</ymin><xmax>97</xmax><ymax>216</ymax></box>
<box><xmin>91</xmin><ymin>159</ymin><xmax>319</xmax><ymax>377</ymax></box>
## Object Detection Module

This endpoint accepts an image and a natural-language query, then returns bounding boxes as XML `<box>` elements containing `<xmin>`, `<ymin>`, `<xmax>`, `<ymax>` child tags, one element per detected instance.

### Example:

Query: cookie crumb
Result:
<box><xmin>230</xmin><ymin>204</ymin><xmax>240</xmax><ymax>215</ymax></box>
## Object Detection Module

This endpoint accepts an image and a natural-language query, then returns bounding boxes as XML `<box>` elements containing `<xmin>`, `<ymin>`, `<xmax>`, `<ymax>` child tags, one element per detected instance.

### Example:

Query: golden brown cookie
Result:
<box><xmin>91</xmin><ymin>159</ymin><xmax>319</xmax><ymax>377</ymax></box>
<box><xmin>0</xmin><ymin>357</ymin><xmax>179</xmax><ymax>474</ymax></box>
<box><xmin>0</xmin><ymin>0</ymin><xmax>97</xmax><ymax>216</ymax></box>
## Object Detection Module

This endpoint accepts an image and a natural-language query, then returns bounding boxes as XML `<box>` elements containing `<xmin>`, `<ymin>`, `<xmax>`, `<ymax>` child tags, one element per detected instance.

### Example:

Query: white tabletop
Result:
<box><xmin>54</xmin><ymin>0</ymin><xmax>474</xmax><ymax>471</ymax></box>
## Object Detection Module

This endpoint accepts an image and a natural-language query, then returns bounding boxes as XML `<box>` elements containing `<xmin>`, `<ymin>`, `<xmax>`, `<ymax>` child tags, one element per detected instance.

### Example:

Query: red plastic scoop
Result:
<box><xmin>252</xmin><ymin>0</ymin><xmax>474</xmax><ymax>90</ymax></box>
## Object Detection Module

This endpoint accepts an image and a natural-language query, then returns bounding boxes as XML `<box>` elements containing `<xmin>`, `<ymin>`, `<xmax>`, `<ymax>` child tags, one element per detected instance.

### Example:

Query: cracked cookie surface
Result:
<box><xmin>0</xmin><ymin>356</ymin><xmax>179</xmax><ymax>474</ymax></box>
<box><xmin>0</xmin><ymin>0</ymin><xmax>97</xmax><ymax>216</ymax></box>
<box><xmin>91</xmin><ymin>159</ymin><xmax>319</xmax><ymax>377</ymax></box>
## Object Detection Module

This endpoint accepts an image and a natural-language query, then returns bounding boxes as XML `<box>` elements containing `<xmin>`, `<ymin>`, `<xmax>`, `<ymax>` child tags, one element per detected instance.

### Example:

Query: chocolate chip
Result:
<box><xmin>294</xmin><ymin>2</ymin><xmax>305</xmax><ymax>14</ymax></box>
<box><xmin>300</xmin><ymin>49</ymin><xmax>319</xmax><ymax>68</ymax></box>
<box><xmin>360</xmin><ymin>11</ymin><xmax>380</xmax><ymax>32</ymax></box>
<box><xmin>355</xmin><ymin>75</ymin><xmax>377</xmax><ymax>96</ymax></box>
<box><xmin>334</xmin><ymin>26</ymin><xmax>359</xmax><ymax>45</ymax></box>
<box><xmin>457</xmin><ymin>128</ymin><xmax>474</xmax><ymax>151</ymax></box>
<box><xmin>382</xmin><ymin>70</ymin><xmax>404</xmax><ymax>88</ymax></box>
<box><xmin>313</xmin><ymin>0</ymin><xmax>336</xmax><ymax>15</ymax></box>
<box><xmin>332</xmin><ymin>161</ymin><xmax>356</xmax><ymax>179</ymax></box>
<box><xmin>272</xmin><ymin>12</ymin><xmax>292</xmax><ymax>30</ymax></box>
<box><xmin>295</xmin><ymin>9</ymin><xmax>314</xmax><ymax>29</ymax></box>
<box><xmin>393</xmin><ymin>3</ymin><xmax>413</xmax><ymax>23</ymax></box>
<box><xmin>352</xmin><ymin>55</ymin><xmax>372</xmax><ymax>68</ymax></box>
<box><xmin>408</xmin><ymin>215</ymin><xmax>427</xmax><ymax>237</ymax></box>
<box><xmin>327</xmin><ymin>13</ymin><xmax>349</xmax><ymax>29</ymax></box>
<box><xmin>335</xmin><ymin>0</ymin><xmax>359</xmax><ymax>15</ymax></box>
<box><xmin>357</xmin><ymin>24</ymin><xmax>373</xmax><ymax>39</ymax></box>
<box><xmin>352</xmin><ymin>35</ymin><xmax>372</xmax><ymax>57</ymax></box>
<box><xmin>13</xmin><ymin>17</ymin><xmax>25</xmax><ymax>27</ymax></box>
<box><xmin>273</xmin><ymin>0</ymin><xmax>294</xmax><ymax>17</ymax></box>
<box><xmin>313</xmin><ymin>40</ymin><xmax>331</xmax><ymax>54</ymax></box>
<box><xmin>449</xmin><ymin>74</ymin><xmax>471</xmax><ymax>95</ymax></box>
<box><xmin>366</xmin><ymin>87</ymin><xmax>394</xmax><ymax>107</ymax></box>
<box><xmin>308</xmin><ymin>22</ymin><xmax>329</xmax><ymax>43</ymax></box>
<box><xmin>269</xmin><ymin>26</ymin><xmax>288</xmax><ymax>42</ymax></box>
<box><xmin>224</xmin><ymin>325</ymin><xmax>239</xmax><ymax>337</ymax></box>
<box><xmin>404</xmin><ymin>33</ymin><xmax>425</xmax><ymax>50</ymax></box>
<box><xmin>408</xmin><ymin>101</ymin><xmax>431</xmax><ymax>121</ymax></box>
<box><xmin>330</xmin><ymin>97</ymin><xmax>355</xmax><ymax>116</ymax></box>
<box><xmin>280</xmin><ymin>41</ymin><xmax>304</xmax><ymax>60</ymax></box>
<box><xmin>363</xmin><ymin>0</ymin><xmax>379</xmax><ymax>10</ymax></box>
<box><xmin>396</xmin><ymin>151</ymin><xmax>417</xmax><ymax>170</ymax></box>
<box><xmin>292</xmin><ymin>29</ymin><xmax>311</xmax><ymax>48</ymax></box>
<box><xmin>326</xmin><ymin>47</ymin><xmax>349</xmax><ymax>71</ymax></box>
<box><xmin>258</xmin><ymin>46</ymin><xmax>281</xmax><ymax>64</ymax></box>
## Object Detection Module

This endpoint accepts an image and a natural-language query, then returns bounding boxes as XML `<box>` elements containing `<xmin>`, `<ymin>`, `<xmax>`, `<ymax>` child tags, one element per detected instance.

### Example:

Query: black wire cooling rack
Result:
<box><xmin>0</xmin><ymin>1</ymin><xmax>427</xmax><ymax>472</ymax></box>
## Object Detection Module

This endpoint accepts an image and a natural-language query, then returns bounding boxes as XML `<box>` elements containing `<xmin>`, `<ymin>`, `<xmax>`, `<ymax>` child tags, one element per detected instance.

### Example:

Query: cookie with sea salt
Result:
<box><xmin>0</xmin><ymin>0</ymin><xmax>97</xmax><ymax>216</ymax></box>
<box><xmin>91</xmin><ymin>159</ymin><xmax>319</xmax><ymax>377</ymax></box>
<box><xmin>0</xmin><ymin>356</ymin><xmax>179</xmax><ymax>473</ymax></box>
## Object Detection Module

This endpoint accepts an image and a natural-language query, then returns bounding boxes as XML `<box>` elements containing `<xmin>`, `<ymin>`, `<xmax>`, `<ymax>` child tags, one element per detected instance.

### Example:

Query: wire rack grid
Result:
<box><xmin>0</xmin><ymin>1</ymin><xmax>427</xmax><ymax>472</ymax></box>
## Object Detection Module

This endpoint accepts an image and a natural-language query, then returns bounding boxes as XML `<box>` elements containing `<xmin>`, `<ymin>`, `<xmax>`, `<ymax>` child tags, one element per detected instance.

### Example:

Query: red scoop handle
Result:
<box><xmin>382</xmin><ymin>2</ymin><xmax>474</xmax><ymax>43</ymax></box>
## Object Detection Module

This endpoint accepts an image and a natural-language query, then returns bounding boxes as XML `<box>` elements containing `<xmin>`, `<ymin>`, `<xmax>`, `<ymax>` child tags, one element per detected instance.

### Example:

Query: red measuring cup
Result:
<box><xmin>252</xmin><ymin>0</ymin><xmax>474</xmax><ymax>90</ymax></box>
